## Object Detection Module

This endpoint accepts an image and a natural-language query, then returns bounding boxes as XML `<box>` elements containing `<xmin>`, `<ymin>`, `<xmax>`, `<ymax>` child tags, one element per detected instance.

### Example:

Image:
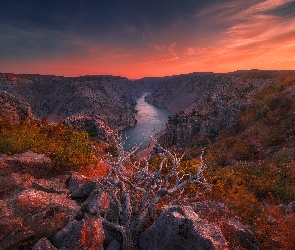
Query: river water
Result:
<box><xmin>119</xmin><ymin>93</ymin><xmax>171</xmax><ymax>152</ymax></box>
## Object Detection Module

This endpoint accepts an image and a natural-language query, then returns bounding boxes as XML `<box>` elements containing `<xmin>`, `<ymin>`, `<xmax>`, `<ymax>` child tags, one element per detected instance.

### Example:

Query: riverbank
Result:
<box><xmin>136</xmin><ymin>129</ymin><xmax>165</xmax><ymax>159</ymax></box>
<box><xmin>120</xmin><ymin>92</ymin><xmax>171</xmax><ymax>152</ymax></box>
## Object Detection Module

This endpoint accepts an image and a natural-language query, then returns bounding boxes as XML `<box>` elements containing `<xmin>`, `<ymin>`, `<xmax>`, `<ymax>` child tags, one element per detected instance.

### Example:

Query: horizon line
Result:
<box><xmin>1</xmin><ymin>69</ymin><xmax>295</xmax><ymax>81</ymax></box>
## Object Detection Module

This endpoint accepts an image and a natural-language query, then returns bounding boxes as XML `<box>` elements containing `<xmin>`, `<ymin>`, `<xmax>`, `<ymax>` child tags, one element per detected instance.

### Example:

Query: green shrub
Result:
<box><xmin>0</xmin><ymin>120</ymin><xmax>96</xmax><ymax>171</ymax></box>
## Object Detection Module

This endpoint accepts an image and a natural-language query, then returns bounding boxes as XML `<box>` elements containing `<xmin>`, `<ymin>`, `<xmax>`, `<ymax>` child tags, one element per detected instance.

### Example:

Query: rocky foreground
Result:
<box><xmin>0</xmin><ymin>151</ymin><xmax>265</xmax><ymax>250</ymax></box>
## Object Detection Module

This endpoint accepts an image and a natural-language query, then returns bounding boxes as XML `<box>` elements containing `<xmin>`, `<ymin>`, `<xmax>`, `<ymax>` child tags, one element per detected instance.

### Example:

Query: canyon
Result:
<box><xmin>1</xmin><ymin>70</ymin><xmax>295</xmax><ymax>249</ymax></box>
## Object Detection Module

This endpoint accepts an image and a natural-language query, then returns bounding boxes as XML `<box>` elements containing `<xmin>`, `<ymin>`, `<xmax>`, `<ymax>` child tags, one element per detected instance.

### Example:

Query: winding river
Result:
<box><xmin>119</xmin><ymin>93</ymin><xmax>171</xmax><ymax>152</ymax></box>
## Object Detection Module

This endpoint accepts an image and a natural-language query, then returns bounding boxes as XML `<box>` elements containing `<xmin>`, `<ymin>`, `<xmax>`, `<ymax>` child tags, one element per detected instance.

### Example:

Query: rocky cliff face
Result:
<box><xmin>64</xmin><ymin>115</ymin><xmax>117</xmax><ymax>144</ymax></box>
<box><xmin>0</xmin><ymin>74</ymin><xmax>142</xmax><ymax>131</ymax></box>
<box><xmin>133</xmin><ymin>76</ymin><xmax>173</xmax><ymax>92</ymax></box>
<box><xmin>147</xmin><ymin>71</ymin><xmax>295</xmax><ymax>147</ymax></box>
<box><xmin>0</xmin><ymin>90</ymin><xmax>34</xmax><ymax>124</ymax></box>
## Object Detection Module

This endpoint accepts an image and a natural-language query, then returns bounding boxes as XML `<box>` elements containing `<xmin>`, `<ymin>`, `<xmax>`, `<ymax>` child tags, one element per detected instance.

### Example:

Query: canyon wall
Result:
<box><xmin>0</xmin><ymin>74</ymin><xmax>142</xmax><ymax>130</ymax></box>
<box><xmin>146</xmin><ymin>71</ymin><xmax>295</xmax><ymax>147</ymax></box>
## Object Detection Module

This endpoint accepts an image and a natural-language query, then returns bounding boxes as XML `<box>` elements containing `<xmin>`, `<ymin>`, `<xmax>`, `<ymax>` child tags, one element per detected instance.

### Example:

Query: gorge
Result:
<box><xmin>119</xmin><ymin>92</ymin><xmax>171</xmax><ymax>152</ymax></box>
<box><xmin>1</xmin><ymin>70</ymin><xmax>295</xmax><ymax>249</ymax></box>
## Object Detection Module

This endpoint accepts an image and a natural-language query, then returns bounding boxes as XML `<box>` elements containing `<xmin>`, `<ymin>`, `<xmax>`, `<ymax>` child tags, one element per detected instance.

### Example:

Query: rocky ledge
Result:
<box><xmin>0</xmin><ymin>90</ymin><xmax>34</xmax><ymax>124</ymax></box>
<box><xmin>64</xmin><ymin>115</ymin><xmax>118</xmax><ymax>144</ymax></box>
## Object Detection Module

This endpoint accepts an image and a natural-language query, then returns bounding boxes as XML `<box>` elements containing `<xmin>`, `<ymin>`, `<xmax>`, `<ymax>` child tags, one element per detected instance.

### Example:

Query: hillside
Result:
<box><xmin>0</xmin><ymin>74</ymin><xmax>142</xmax><ymax>131</ymax></box>
<box><xmin>145</xmin><ymin>71</ymin><xmax>295</xmax><ymax>114</ymax></box>
<box><xmin>145</xmin><ymin>71</ymin><xmax>295</xmax><ymax>146</ymax></box>
<box><xmin>147</xmin><ymin>71</ymin><xmax>295</xmax><ymax>249</ymax></box>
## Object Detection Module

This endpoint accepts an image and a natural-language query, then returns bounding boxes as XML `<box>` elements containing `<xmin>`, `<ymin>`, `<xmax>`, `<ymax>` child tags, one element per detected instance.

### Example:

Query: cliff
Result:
<box><xmin>146</xmin><ymin>71</ymin><xmax>295</xmax><ymax>147</ymax></box>
<box><xmin>0</xmin><ymin>90</ymin><xmax>34</xmax><ymax>124</ymax></box>
<box><xmin>0</xmin><ymin>74</ymin><xmax>142</xmax><ymax>131</ymax></box>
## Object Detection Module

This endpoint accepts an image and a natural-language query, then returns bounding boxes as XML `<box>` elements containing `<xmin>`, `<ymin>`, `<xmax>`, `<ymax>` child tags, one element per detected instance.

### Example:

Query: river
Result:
<box><xmin>119</xmin><ymin>92</ymin><xmax>171</xmax><ymax>152</ymax></box>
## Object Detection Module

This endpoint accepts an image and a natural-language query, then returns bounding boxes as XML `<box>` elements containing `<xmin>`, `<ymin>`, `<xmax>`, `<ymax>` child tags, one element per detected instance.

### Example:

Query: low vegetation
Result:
<box><xmin>0</xmin><ymin>119</ymin><xmax>97</xmax><ymax>171</ymax></box>
<box><xmin>180</xmin><ymin>77</ymin><xmax>295</xmax><ymax>249</ymax></box>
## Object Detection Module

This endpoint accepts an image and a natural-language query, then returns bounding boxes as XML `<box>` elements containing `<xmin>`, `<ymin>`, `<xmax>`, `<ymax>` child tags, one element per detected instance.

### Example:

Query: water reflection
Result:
<box><xmin>119</xmin><ymin>93</ymin><xmax>171</xmax><ymax>151</ymax></box>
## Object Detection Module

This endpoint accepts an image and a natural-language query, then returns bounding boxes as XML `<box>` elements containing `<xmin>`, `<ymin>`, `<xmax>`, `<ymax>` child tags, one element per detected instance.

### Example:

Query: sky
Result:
<box><xmin>0</xmin><ymin>0</ymin><xmax>295</xmax><ymax>79</ymax></box>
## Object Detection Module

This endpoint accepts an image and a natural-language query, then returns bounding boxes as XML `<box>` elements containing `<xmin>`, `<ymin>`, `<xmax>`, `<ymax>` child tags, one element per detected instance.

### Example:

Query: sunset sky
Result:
<box><xmin>0</xmin><ymin>0</ymin><xmax>295</xmax><ymax>79</ymax></box>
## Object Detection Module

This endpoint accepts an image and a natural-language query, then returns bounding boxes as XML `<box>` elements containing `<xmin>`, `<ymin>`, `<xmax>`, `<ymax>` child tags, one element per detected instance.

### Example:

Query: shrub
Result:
<box><xmin>0</xmin><ymin>120</ymin><xmax>97</xmax><ymax>171</ymax></box>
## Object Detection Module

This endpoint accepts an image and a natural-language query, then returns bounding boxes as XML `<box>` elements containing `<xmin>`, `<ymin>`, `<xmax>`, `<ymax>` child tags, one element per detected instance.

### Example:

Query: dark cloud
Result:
<box><xmin>266</xmin><ymin>1</ymin><xmax>295</xmax><ymax>19</ymax></box>
<box><xmin>0</xmin><ymin>0</ymin><xmax>216</xmax><ymax>55</ymax></box>
<box><xmin>0</xmin><ymin>0</ymin><xmax>294</xmax><ymax>77</ymax></box>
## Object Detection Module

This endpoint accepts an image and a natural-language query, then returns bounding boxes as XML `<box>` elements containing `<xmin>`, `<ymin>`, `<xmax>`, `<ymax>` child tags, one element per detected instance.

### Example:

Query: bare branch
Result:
<box><xmin>94</xmin><ymin>137</ymin><xmax>210</xmax><ymax>249</ymax></box>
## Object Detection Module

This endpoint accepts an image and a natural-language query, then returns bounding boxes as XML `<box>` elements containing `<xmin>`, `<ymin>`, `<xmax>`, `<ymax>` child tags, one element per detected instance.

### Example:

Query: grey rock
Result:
<box><xmin>106</xmin><ymin>240</ymin><xmax>121</xmax><ymax>250</ymax></box>
<box><xmin>53</xmin><ymin>215</ymin><xmax>104</xmax><ymax>250</ymax></box>
<box><xmin>32</xmin><ymin>178</ymin><xmax>70</xmax><ymax>195</ymax></box>
<box><xmin>0</xmin><ymin>172</ymin><xmax>34</xmax><ymax>198</ymax></box>
<box><xmin>64</xmin><ymin>115</ymin><xmax>117</xmax><ymax>143</ymax></box>
<box><xmin>86</xmin><ymin>190</ymin><xmax>110</xmax><ymax>215</ymax></box>
<box><xmin>32</xmin><ymin>237</ymin><xmax>57</xmax><ymax>250</ymax></box>
<box><xmin>0</xmin><ymin>151</ymin><xmax>53</xmax><ymax>178</ymax></box>
<box><xmin>193</xmin><ymin>201</ymin><xmax>260</xmax><ymax>250</ymax></box>
<box><xmin>226</xmin><ymin>218</ymin><xmax>260</xmax><ymax>250</ymax></box>
<box><xmin>0</xmin><ymin>90</ymin><xmax>34</xmax><ymax>124</ymax></box>
<box><xmin>138</xmin><ymin>205</ymin><xmax>228</xmax><ymax>250</ymax></box>
<box><xmin>0</xmin><ymin>188</ymin><xmax>80</xmax><ymax>249</ymax></box>
<box><xmin>52</xmin><ymin>220</ymin><xmax>81</xmax><ymax>249</ymax></box>
<box><xmin>66</xmin><ymin>171</ymin><xmax>90</xmax><ymax>198</ymax></box>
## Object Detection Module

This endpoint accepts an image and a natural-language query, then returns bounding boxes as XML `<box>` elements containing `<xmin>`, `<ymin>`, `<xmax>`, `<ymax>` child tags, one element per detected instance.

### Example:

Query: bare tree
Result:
<box><xmin>93</xmin><ymin>141</ymin><xmax>210</xmax><ymax>249</ymax></box>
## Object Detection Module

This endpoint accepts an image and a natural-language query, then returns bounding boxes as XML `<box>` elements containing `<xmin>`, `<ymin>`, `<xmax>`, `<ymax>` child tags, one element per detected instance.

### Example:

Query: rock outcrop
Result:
<box><xmin>193</xmin><ymin>201</ymin><xmax>260</xmax><ymax>250</ymax></box>
<box><xmin>52</xmin><ymin>215</ymin><xmax>104</xmax><ymax>250</ymax></box>
<box><xmin>64</xmin><ymin>115</ymin><xmax>117</xmax><ymax>143</ymax></box>
<box><xmin>0</xmin><ymin>151</ymin><xmax>54</xmax><ymax>178</ymax></box>
<box><xmin>0</xmin><ymin>187</ymin><xmax>80</xmax><ymax>249</ymax></box>
<box><xmin>139</xmin><ymin>205</ymin><xmax>228</xmax><ymax>250</ymax></box>
<box><xmin>0</xmin><ymin>90</ymin><xmax>34</xmax><ymax>124</ymax></box>
<box><xmin>32</xmin><ymin>237</ymin><xmax>58</xmax><ymax>250</ymax></box>
<box><xmin>0</xmin><ymin>151</ymin><xmax>104</xmax><ymax>249</ymax></box>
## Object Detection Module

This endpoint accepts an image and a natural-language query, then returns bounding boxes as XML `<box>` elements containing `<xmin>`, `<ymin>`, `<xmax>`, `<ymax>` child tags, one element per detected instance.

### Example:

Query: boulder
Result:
<box><xmin>32</xmin><ymin>237</ymin><xmax>57</xmax><ymax>250</ymax></box>
<box><xmin>0</xmin><ymin>199</ymin><xmax>35</xmax><ymax>249</ymax></box>
<box><xmin>225</xmin><ymin>218</ymin><xmax>260</xmax><ymax>250</ymax></box>
<box><xmin>0</xmin><ymin>188</ymin><xmax>80</xmax><ymax>249</ymax></box>
<box><xmin>53</xmin><ymin>214</ymin><xmax>104</xmax><ymax>250</ymax></box>
<box><xmin>0</xmin><ymin>172</ymin><xmax>34</xmax><ymax>198</ymax></box>
<box><xmin>138</xmin><ymin>206</ymin><xmax>228</xmax><ymax>250</ymax></box>
<box><xmin>13</xmin><ymin>188</ymin><xmax>79</xmax><ymax>218</ymax></box>
<box><xmin>66</xmin><ymin>171</ymin><xmax>96</xmax><ymax>199</ymax></box>
<box><xmin>0</xmin><ymin>172</ymin><xmax>70</xmax><ymax>199</ymax></box>
<box><xmin>106</xmin><ymin>240</ymin><xmax>121</xmax><ymax>250</ymax></box>
<box><xmin>32</xmin><ymin>177</ymin><xmax>70</xmax><ymax>195</ymax></box>
<box><xmin>193</xmin><ymin>201</ymin><xmax>260</xmax><ymax>250</ymax></box>
<box><xmin>0</xmin><ymin>151</ymin><xmax>54</xmax><ymax>178</ymax></box>
<box><xmin>86</xmin><ymin>190</ymin><xmax>110</xmax><ymax>215</ymax></box>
